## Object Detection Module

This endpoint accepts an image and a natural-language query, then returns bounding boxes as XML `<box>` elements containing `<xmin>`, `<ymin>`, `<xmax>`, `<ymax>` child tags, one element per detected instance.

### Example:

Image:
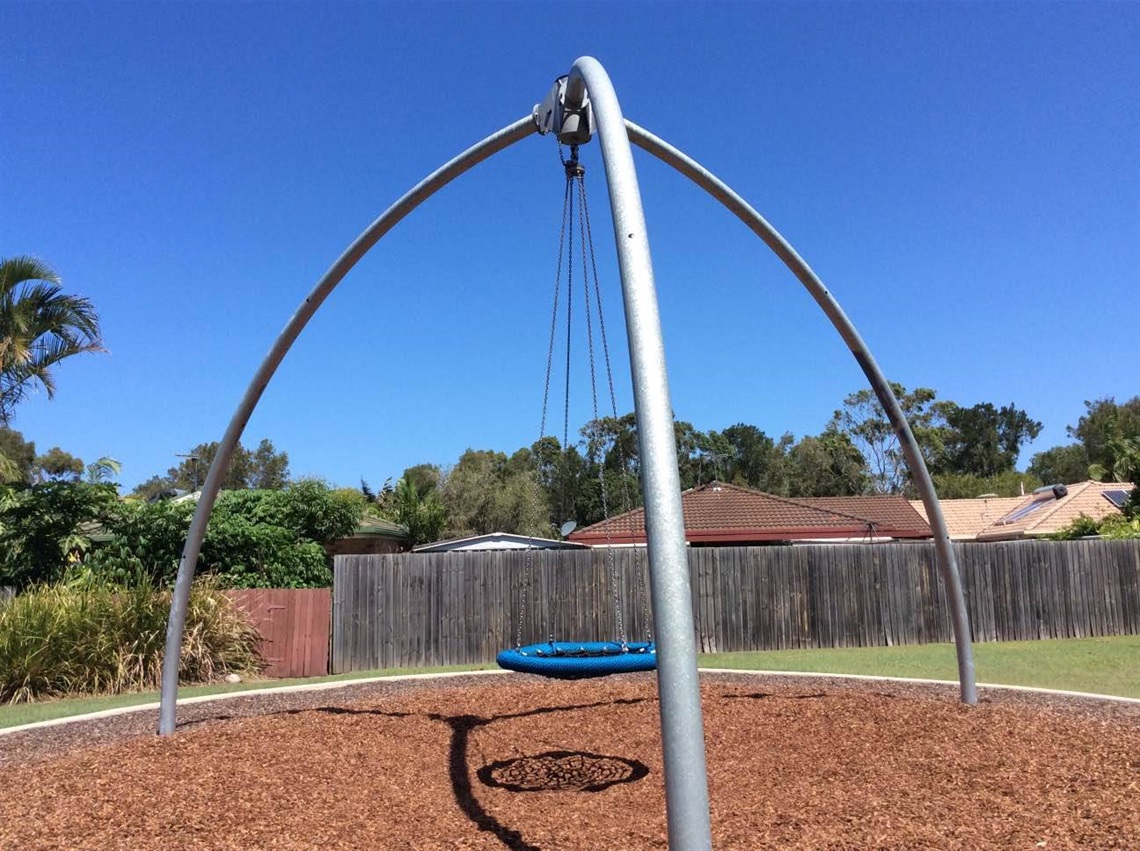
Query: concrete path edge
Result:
<box><xmin>3</xmin><ymin>667</ymin><xmax>1137</xmax><ymax>737</ymax></box>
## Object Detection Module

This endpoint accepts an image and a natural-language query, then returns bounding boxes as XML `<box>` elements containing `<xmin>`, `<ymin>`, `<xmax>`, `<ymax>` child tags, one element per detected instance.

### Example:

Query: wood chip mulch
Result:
<box><xmin>2</xmin><ymin>673</ymin><xmax>1138</xmax><ymax>849</ymax></box>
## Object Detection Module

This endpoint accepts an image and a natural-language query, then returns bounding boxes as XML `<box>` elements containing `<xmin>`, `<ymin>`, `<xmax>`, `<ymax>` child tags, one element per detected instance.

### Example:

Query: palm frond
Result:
<box><xmin>0</xmin><ymin>256</ymin><xmax>62</xmax><ymax>294</ymax></box>
<box><xmin>0</xmin><ymin>256</ymin><xmax>105</xmax><ymax>423</ymax></box>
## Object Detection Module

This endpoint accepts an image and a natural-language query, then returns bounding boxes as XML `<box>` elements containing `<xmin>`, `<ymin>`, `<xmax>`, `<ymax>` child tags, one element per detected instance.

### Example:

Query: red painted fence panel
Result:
<box><xmin>223</xmin><ymin>589</ymin><xmax>331</xmax><ymax>678</ymax></box>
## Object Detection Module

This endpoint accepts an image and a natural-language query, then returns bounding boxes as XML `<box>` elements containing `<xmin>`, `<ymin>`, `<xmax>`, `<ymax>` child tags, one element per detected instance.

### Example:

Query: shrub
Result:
<box><xmin>1051</xmin><ymin>512</ymin><xmax>1140</xmax><ymax>541</ymax></box>
<box><xmin>1050</xmin><ymin>513</ymin><xmax>1101</xmax><ymax>540</ymax></box>
<box><xmin>90</xmin><ymin>480</ymin><xmax>362</xmax><ymax>588</ymax></box>
<box><xmin>1098</xmin><ymin>514</ymin><xmax>1140</xmax><ymax>539</ymax></box>
<box><xmin>0</xmin><ymin>573</ymin><xmax>261</xmax><ymax>704</ymax></box>
<box><xmin>0</xmin><ymin>481</ymin><xmax>121</xmax><ymax>590</ymax></box>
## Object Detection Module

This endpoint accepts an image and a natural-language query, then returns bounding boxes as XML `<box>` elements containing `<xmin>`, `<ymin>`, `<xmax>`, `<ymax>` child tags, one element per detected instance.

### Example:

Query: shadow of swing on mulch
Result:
<box><xmin>279</xmin><ymin>697</ymin><xmax>655</xmax><ymax>851</ymax></box>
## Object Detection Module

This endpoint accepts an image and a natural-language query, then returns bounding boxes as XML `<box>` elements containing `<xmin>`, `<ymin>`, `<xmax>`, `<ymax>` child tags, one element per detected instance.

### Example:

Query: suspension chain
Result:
<box><xmin>579</xmin><ymin>171</ymin><xmax>651</xmax><ymax>642</ymax></box>
<box><xmin>576</xmin><ymin>175</ymin><xmax>627</xmax><ymax>647</ymax></box>
<box><xmin>518</xmin><ymin>141</ymin><xmax>648</xmax><ymax>649</ymax></box>
<box><xmin>517</xmin><ymin>163</ymin><xmax>575</xmax><ymax>650</ymax></box>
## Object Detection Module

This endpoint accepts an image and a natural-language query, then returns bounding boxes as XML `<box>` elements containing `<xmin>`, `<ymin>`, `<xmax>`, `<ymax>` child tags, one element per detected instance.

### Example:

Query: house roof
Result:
<box><xmin>911</xmin><ymin>481</ymin><xmax>1134</xmax><ymax>542</ymax></box>
<box><xmin>908</xmin><ymin>495</ymin><xmax>1025</xmax><ymax>541</ymax></box>
<box><xmin>413</xmin><ymin>532</ymin><xmax>589</xmax><ymax>553</ymax></box>
<box><xmin>974</xmin><ymin>481</ymin><xmax>1132</xmax><ymax>541</ymax></box>
<box><xmin>567</xmin><ymin>482</ymin><xmax>932</xmax><ymax>545</ymax></box>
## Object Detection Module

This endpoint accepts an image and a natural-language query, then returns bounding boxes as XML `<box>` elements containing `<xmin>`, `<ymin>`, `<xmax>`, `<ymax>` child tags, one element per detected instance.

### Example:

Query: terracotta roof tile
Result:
<box><xmin>910</xmin><ymin>481</ymin><xmax>1134</xmax><ymax>541</ymax></box>
<box><xmin>974</xmin><ymin>481</ymin><xmax>1133</xmax><ymax>541</ymax></box>
<box><xmin>569</xmin><ymin>482</ymin><xmax>932</xmax><ymax>544</ymax></box>
<box><xmin>909</xmin><ymin>496</ymin><xmax>1024</xmax><ymax>541</ymax></box>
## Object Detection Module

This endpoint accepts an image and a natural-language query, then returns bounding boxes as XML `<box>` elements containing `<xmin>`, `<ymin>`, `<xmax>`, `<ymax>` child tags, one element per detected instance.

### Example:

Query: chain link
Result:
<box><xmin>518</xmin><ymin>142</ymin><xmax>653</xmax><ymax>650</ymax></box>
<box><xmin>517</xmin><ymin>164</ymin><xmax>575</xmax><ymax>649</ymax></box>
<box><xmin>577</xmin><ymin>177</ymin><xmax>627</xmax><ymax>646</ymax></box>
<box><xmin>579</xmin><ymin>172</ymin><xmax>650</xmax><ymax>642</ymax></box>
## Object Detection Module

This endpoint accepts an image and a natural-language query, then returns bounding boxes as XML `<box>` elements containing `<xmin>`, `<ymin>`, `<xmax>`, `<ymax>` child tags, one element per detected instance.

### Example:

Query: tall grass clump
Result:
<box><xmin>0</xmin><ymin>572</ymin><xmax>261</xmax><ymax>704</ymax></box>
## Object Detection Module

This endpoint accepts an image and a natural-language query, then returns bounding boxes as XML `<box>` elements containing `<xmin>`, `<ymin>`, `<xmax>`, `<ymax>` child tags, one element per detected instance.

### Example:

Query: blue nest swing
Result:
<box><xmin>497</xmin><ymin>641</ymin><xmax>656</xmax><ymax>679</ymax></box>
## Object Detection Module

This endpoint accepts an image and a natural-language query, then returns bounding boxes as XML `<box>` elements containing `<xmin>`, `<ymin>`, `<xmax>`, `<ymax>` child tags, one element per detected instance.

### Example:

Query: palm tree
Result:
<box><xmin>0</xmin><ymin>256</ymin><xmax>104</xmax><ymax>425</ymax></box>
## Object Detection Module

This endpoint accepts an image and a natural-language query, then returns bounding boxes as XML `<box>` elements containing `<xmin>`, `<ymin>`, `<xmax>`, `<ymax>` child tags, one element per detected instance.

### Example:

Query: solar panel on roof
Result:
<box><xmin>997</xmin><ymin>497</ymin><xmax>1053</xmax><ymax>525</ymax></box>
<box><xmin>1103</xmin><ymin>489</ymin><xmax>1131</xmax><ymax>509</ymax></box>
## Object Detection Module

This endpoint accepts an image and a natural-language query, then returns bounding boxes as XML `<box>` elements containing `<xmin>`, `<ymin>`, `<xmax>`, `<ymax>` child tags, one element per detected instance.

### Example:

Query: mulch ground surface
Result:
<box><xmin>1</xmin><ymin>673</ymin><xmax>1138</xmax><ymax>850</ymax></box>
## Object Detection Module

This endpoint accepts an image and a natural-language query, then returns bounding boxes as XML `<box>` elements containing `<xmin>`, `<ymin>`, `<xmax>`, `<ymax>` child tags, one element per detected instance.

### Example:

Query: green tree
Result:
<box><xmin>389</xmin><ymin>476</ymin><xmax>446</xmax><ymax>545</ymax></box>
<box><xmin>0</xmin><ymin>427</ymin><xmax>36</xmax><ymax>483</ymax></box>
<box><xmin>131</xmin><ymin>474</ymin><xmax>178</xmax><ymax>502</ymax></box>
<box><xmin>786</xmin><ymin>429</ymin><xmax>869</xmax><ymax>497</ymax></box>
<box><xmin>245</xmin><ymin>438</ymin><xmax>290</xmax><ymax>489</ymax></box>
<box><xmin>581</xmin><ymin>413</ymin><xmax>640</xmax><ymax>477</ymax></box>
<box><xmin>440</xmin><ymin>449</ymin><xmax>548</xmax><ymax>538</ymax></box>
<box><xmin>1089</xmin><ymin>436</ymin><xmax>1140</xmax><ymax>485</ymax></box>
<box><xmin>135</xmin><ymin>438</ymin><xmax>291</xmax><ymax>496</ymax></box>
<box><xmin>92</xmin><ymin>480</ymin><xmax>362</xmax><ymax>588</ymax></box>
<box><xmin>1068</xmin><ymin>397</ymin><xmax>1140</xmax><ymax>476</ymax></box>
<box><xmin>531</xmin><ymin>436</ymin><xmax>590</xmax><ymax>528</ymax></box>
<box><xmin>719</xmin><ymin>424</ymin><xmax>793</xmax><ymax>493</ymax></box>
<box><xmin>84</xmin><ymin>456</ymin><xmax>122</xmax><ymax>484</ymax></box>
<box><xmin>931</xmin><ymin>470</ymin><xmax>1042</xmax><ymax>499</ymax></box>
<box><xmin>402</xmin><ymin>463</ymin><xmax>442</xmax><ymax>497</ymax></box>
<box><xmin>1027</xmin><ymin>444</ymin><xmax>1089</xmax><ymax>485</ymax></box>
<box><xmin>0</xmin><ymin>256</ymin><xmax>104</xmax><ymax>426</ymax></box>
<box><xmin>577</xmin><ymin>414</ymin><xmax>642</xmax><ymax>524</ymax></box>
<box><xmin>935</xmin><ymin>402</ymin><xmax>1042</xmax><ymax>477</ymax></box>
<box><xmin>831</xmin><ymin>384</ymin><xmax>942</xmax><ymax>493</ymax></box>
<box><xmin>360</xmin><ymin>477</ymin><xmax>394</xmax><ymax>513</ymax></box>
<box><xmin>34</xmin><ymin>446</ymin><xmax>85</xmax><ymax>482</ymax></box>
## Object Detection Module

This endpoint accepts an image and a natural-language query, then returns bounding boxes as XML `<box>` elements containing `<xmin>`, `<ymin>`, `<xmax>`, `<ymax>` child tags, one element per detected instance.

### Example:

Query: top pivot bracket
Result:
<box><xmin>533</xmin><ymin>75</ymin><xmax>594</xmax><ymax>145</ymax></box>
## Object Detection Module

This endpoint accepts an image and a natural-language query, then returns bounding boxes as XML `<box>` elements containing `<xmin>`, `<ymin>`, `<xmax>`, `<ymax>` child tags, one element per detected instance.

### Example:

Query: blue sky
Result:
<box><xmin>2</xmin><ymin>2</ymin><xmax>1137</xmax><ymax>492</ymax></box>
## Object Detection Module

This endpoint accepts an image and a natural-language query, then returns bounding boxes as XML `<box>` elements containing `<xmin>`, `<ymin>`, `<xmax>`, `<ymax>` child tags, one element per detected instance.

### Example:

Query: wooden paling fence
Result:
<box><xmin>224</xmin><ymin>588</ymin><xmax>331</xmax><ymax>678</ymax></box>
<box><xmin>330</xmin><ymin>540</ymin><xmax>1140</xmax><ymax>674</ymax></box>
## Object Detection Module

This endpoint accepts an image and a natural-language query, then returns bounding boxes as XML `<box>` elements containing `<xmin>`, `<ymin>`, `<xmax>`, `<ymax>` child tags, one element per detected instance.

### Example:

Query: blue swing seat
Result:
<box><xmin>496</xmin><ymin>641</ymin><xmax>657</xmax><ymax>679</ymax></box>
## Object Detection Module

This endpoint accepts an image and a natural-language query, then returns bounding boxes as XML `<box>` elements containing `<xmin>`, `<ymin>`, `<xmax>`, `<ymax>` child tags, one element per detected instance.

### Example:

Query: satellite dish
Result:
<box><xmin>559</xmin><ymin>520</ymin><xmax>578</xmax><ymax>537</ymax></box>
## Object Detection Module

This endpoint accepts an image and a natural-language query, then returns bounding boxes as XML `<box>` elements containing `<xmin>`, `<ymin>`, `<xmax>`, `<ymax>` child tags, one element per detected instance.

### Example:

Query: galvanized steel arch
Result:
<box><xmin>158</xmin><ymin>72</ymin><xmax>976</xmax><ymax>784</ymax></box>
<box><xmin>157</xmin><ymin>116</ymin><xmax>538</xmax><ymax>735</ymax></box>
<box><xmin>624</xmin><ymin>120</ymin><xmax>977</xmax><ymax>706</ymax></box>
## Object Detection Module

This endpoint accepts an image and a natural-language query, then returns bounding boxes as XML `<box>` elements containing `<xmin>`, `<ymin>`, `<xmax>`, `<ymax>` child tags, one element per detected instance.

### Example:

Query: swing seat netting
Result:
<box><xmin>497</xmin><ymin>641</ymin><xmax>656</xmax><ymax>679</ymax></box>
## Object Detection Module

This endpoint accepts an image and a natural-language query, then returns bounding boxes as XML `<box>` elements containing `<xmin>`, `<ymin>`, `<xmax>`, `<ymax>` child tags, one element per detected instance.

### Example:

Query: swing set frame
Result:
<box><xmin>157</xmin><ymin>57</ymin><xmax>977</xmax><ymax>851</ymax></box>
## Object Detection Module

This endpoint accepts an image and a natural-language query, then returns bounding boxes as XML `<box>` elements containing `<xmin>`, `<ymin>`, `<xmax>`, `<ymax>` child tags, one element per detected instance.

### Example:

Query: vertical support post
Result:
<box><xmin>567</xmin><ymin>57</ymin><xmax>714</xmax><ymax>850</ymax></box>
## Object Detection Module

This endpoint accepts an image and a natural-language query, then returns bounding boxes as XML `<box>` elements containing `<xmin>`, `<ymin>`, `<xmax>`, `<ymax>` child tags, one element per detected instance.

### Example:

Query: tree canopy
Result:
<box><xmin>1028</xmin><ymin>397</ymin><xmax>1140</xmax><ymax>487</ymax></box>
<box><xmin>132</xmin><ymin>438</ymin><xmax>290</xmax><ymax>499</ymax></box>
<box><xmin>0</xmin><ymin>256</ymin><xmax>104</xmax><ymax>427</ymax></box>
<box><xmin>933</xmin><ymin>402</ymin><xmax>1042</xmax><ymax>478</ymax></box>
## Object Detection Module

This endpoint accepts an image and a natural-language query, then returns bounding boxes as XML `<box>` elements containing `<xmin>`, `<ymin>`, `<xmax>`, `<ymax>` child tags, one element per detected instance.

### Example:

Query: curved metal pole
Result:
<box><xmin>625</xmin><ymin>120</ymin><xmax>978</xmax><ymax>706</ymax></box>
<box><xmin>567</xmin><ymin>57</ymin><xmax>714</xmax><ymax>851</ymax></box>
<box><xmin>157</xmin><ymin>116</ymin><xmax>537</xmax><ymax>735</ymax></box>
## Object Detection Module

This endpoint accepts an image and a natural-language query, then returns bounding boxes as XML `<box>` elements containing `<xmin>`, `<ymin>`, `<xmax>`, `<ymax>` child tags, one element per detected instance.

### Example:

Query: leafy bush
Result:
<box><xmin>1050</xmin><ymin>514</ymin><xmax>1101</xmax><ymax>540</ymax></box>
<box><xmin>1052</xmin><ymin>512</ymin><xmax>1140</xmax><ymax>540</ymax></box>
<box><xmin>90</xmin><ymin>480</ymin><xmax>363</xmax><ymax>588</ymax></box>
<box><xmin>0</xmin><ymin>572</ymin><xmax>261</xmax><ymax>704</ymax></box>
<box><xmin>87</xmin><ymin>497</ymin><xmax>196</xmax><ymax>585</ymax></box>
<box><xmin>1097</xmin><ymin>514</ymin><xmax>1140</xmax><ymax>539</ymax></box>
<box><xmin>0</xmin><ymin>481</ymin><xmax>120</xmax><ymax>590</ymax></box>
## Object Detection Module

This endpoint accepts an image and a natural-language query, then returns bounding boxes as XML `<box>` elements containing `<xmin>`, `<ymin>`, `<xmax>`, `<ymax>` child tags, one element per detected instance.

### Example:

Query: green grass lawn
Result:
<box><xmin>0</xmin><ymin>663</ymin><xmax>492</xmax><ymax>730</ymax></box>
<box><xmin>699</xmin><ymin>634</ymin><xmax>1140</xmax><ymax>698</ymax></box>
<box><xmin>2</xmin><ymin>635</ymin><xmax>1136</xmax><ymax>730</ymax></box>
